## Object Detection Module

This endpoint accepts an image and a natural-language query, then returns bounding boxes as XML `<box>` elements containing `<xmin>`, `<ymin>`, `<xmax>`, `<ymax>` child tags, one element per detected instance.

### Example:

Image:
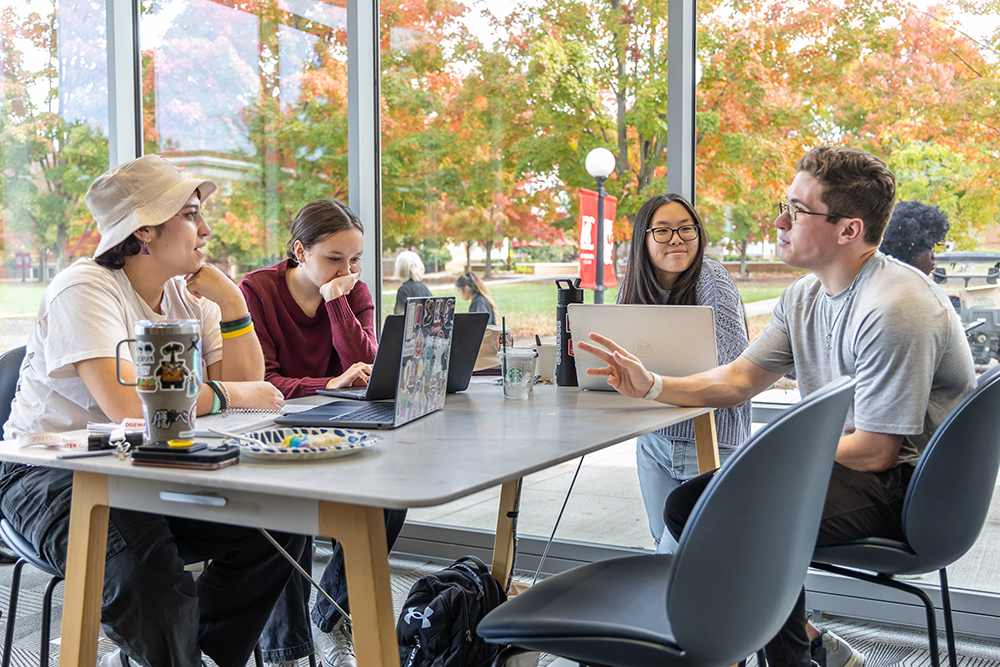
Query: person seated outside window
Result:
<box><xmin>393</xmin><ymin>250</ymin><xmax>433</xmax><ymax>314</ymax></box>
<box><xmin>579</xmin><ymin>146</ymin><xmax>976</xmax><ymax>667</ymax></box>
<box><xmin>456</xmin><ymin>272</ymin><xmax>498</xmax><ymax>325</ymax></box>
<box><xmin>879</xmin><ymin>200</ymin><xmax>949</xmax><ymax>275</ymax></box>
<box><xmin>616</xmin><ymin>193</ymin><xmax>751</xmax><ymax>553</ymax></box>
<box><xmin>1</xmin><ymin>154</ymin><xmax>306</xmax><ymax>667</ymax></box>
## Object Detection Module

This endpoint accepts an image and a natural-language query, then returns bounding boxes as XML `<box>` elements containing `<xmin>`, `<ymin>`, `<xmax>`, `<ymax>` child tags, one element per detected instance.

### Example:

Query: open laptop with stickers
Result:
<box><xmin>275</xmin><ymin>296</ymin><xmax>455</xmax><ymax>429</ymax></box>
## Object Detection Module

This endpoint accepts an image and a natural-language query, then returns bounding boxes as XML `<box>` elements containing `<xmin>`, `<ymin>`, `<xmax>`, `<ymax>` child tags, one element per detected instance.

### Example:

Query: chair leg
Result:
<box><xmin>254</xmin><ymin>644</ymin><xmax>263</xmax><ymax>667</ymax></box>
<box><xmin>490</xmin><ymin>646</ymin><xmax>533</xmax><ymax>667</ymax></box>
<box><xmin>39</xmin><ymin>576</ymin><xmax>62</xmax><ymax>667</ymax></box>
<box><xmin>811</xmin><ymin>563</ymin><xmax>941</xmax><ymax>667</ymax></box>
<box><xmin>2</xmin><ymin>560</ymin><xmax>26</xmax><ymax>667</ymax></box>
<box><xmin>308</xmin><ymin>652</ymin><xmax>316</xmax><ymax>667</ymax></box>
<box><xmin>757</xmin><ymin>648</ymin><xmax>768</xmax><ymax>667</ymax></box>
<box><xmin>939</xmin><ymin>568</ymin><xmax>957</xmax><ymax>667</ymax></box>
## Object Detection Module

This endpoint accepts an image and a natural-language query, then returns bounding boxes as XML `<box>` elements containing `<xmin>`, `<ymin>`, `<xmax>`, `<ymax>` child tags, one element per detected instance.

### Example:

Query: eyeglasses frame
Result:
<box><xmin>777</xmin><ymin>201</ymin><xmax>850</xmax><ymax>224</ymax></box>
<box><xmin>645</xmin><ymin>224</ymin><xmax>701</xmax><ymax>244</ymax></box>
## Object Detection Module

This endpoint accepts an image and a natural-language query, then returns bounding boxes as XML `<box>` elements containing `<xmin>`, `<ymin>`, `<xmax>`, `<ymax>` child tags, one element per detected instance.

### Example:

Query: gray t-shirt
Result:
<box><xmin>743</xmin><ymin>253</ymin><xmax>975</xmax><ymax>465</ymax></box>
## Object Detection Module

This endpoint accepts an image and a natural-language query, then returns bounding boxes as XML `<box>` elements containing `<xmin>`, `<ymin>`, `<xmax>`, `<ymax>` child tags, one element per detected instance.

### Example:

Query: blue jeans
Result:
<box><xmin>259</xmin><ymin>508</ymin><xmax>408</xmax><ymax>662</ymax></box>
<box><xmin>636</xmin><ymin>433</ymin><xmax>735</xmax><ymax>553</ymax></box>
<box><xmin>0</xmin><ymin>465</ymin><xmax>305</xmax><ymax>667</ymax></box>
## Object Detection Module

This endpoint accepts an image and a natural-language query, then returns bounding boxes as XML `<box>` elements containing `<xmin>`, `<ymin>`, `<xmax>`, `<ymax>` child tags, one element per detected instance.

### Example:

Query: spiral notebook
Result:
<box><xmin>87</xmin><ymin>407</ymin><xmax>307</xmax><ymax>439</ymax></box>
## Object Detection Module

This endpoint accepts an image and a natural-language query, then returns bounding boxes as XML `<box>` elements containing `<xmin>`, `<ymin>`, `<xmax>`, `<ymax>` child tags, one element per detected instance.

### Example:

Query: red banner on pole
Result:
<box><xmin>578</xmin><ymin>188</ymin><xmax>618</xmax><ymax>290</ymax></box>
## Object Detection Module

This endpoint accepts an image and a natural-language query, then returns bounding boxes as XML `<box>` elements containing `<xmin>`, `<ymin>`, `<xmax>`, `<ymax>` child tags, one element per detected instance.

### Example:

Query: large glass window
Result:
<box><xmin>140</xmin><ymin>0</ymin><xmax>349</xmax><ymax>275</ymax></box>
<box><xmin>0</xmin><ymin>0</ymin><xmax>110</xmax><ymax>353</ymax></box>
<box><xmin>695</xmin><ymin>0</ymin><xmax>1000</xmax><ymax>594</ymax></box>
<box><xmin>382</xmin><ymin>0</ymin><xmax>673</xmax><ymax>549</ymax></box>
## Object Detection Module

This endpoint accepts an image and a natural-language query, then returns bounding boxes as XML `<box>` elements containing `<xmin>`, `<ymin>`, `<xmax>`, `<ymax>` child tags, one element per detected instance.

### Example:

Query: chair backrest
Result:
<box><xmin>667</xmin><ymin>376</ymin><xmax>856</xmax><ymax>666</ymax></box>
<box><xmin>900</xmin><ymin>363</ymin><xmax>1000</xmax><ymax>571</ymax></box>
<box><xmin>0</xmin><ymin>346</ymin><xmax>27</xmax><ymax>428</ymax></box>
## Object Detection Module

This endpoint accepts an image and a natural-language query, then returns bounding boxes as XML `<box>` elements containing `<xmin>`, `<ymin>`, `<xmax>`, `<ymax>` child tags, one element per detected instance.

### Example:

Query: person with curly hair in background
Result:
<box><xmin>879</xmin><ymin>201</ymin><xmax>949</xmax><ymax>275</ymax></box>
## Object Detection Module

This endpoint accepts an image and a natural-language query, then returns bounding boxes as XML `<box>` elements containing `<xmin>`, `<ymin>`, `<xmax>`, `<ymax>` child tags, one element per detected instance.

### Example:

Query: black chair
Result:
<box><xmin>0</xmin><ymin>519</ymin><xmax>62</xmax><ymax>667</ymax></box>
<box><xmin>477</xmin><ymin>376</ymin><xmax>856</xmax><ymax>667</ymax></box>
<box><xmin>0</xmin><ymin>345</ymin><xmax>62</xmax><ymax>667</ymax></box>
<box><xmin>811</xmin><ymin>364</ymin><xmax>1000</xmax><ymax>667</ymax></box>
<box><xmin>0</xmin><ymin>346</ymin><xmax>26</xmax><ymax>426</ymax></box>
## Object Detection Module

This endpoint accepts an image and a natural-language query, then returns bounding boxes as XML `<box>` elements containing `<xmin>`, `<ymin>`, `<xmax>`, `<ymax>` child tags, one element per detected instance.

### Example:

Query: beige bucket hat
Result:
<box><xmin>88</xmin><ymin>154</ymin><xmax>218</xmax><ymax>258</ymax></box>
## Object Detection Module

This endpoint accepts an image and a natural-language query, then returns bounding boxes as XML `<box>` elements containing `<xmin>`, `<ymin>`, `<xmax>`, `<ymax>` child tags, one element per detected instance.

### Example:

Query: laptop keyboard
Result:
<box><xmin>347</xmin><ymin>402</ymin><xmax>395</xmax><ymax>422</ymax></box>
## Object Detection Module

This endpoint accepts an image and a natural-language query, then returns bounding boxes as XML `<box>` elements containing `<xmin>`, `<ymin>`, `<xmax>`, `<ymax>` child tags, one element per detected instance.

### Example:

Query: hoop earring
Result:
<box><xmin>141</xmin><ymin>241</ymin><xmax>149</xmax><ymax>255</ymax></box>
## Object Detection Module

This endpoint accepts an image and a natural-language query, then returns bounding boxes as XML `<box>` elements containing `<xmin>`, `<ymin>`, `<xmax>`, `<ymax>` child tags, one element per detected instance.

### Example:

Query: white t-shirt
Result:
<box><xmin>3</xmin><ymin>259</ymin><xmax>223</xmax><ymax>438</ymax></box>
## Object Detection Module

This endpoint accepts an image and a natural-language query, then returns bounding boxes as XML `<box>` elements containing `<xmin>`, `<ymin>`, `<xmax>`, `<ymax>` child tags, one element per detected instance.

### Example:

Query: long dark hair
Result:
<box><xmin>618</xmin><ymin>193</ymin><xmax>709</xmax><ymax>306</ymax></box>
<box><xmin>286</xmin><ymin>198</ymin><xmax>363</xmax><ymax>260</ymax></box>
<box><xmin>456</xmin><ymin>271</ymin><xmax>499</xmax><ymax>316</ymax></box>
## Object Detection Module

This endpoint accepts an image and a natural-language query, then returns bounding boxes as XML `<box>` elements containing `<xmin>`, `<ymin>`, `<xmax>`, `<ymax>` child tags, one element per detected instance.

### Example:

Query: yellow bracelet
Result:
<box><xmin>221</xmin><ymin>322</ymin><xmax>254</xmax><ymax>339</ymax></box>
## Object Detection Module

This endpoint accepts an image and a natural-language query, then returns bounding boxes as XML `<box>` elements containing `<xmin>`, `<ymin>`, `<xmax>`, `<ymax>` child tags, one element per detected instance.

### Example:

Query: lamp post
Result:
<box><xmin>585</xmin><ymin>148</ymin><xmax>615</xmax><ymax>303</ymax></box>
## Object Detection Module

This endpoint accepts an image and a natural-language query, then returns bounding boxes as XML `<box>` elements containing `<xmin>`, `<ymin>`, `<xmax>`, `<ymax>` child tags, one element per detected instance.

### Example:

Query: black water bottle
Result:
<box><xmin>555</xmin><ymin>278</ymin><xmax>583</xmax><ymax>386</ymax></box>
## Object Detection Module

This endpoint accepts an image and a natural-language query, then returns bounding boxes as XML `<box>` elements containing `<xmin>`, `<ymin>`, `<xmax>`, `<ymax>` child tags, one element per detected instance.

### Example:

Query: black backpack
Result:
<box><xmin>397</xmin><ymin>555</ymin><xmax>508</xmax><ymax>667</ymax></box>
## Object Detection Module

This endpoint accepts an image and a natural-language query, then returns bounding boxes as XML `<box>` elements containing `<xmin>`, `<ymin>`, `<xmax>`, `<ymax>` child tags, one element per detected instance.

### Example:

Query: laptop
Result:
<box><xmin>275</xmin><ymin>296</ymin><xmax>456</xmax><ymax>429</ymax></box>
<box><xmin>568</xmin><ymin>304</ymin><xmax>719</xmax><ymax>391</ymax></box>
<box><xmin>318</xmin><ymin>311</ymin><xmax>489</xmax><ymax>401</ymax></box>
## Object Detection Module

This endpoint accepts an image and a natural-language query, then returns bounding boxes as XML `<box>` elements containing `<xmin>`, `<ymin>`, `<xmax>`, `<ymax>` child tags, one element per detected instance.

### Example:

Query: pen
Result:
<box><xmin>55</xmin><ymin>450</ymin><xmax>117</xmax><ymax>460</ymax></box>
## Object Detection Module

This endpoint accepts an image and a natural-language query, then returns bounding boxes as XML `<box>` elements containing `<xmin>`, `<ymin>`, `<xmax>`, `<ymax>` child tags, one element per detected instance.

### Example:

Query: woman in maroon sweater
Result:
<box><xmin>240</xmin><ymin>198</ymin><xmax>378</xmax><ymax>399</ymax></box>
<box><xmin>242</xmin><ymin>199</ymin><xmax>406</xmax><ymax>667</ymax></box>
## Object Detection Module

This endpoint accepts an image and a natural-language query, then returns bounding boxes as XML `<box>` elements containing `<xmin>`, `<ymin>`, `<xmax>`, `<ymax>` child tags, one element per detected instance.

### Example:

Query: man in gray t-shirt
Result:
<box><xmin>579</xmin><ymin>146</ymin><xmax>975</xmax><ymax>667</ymax></box>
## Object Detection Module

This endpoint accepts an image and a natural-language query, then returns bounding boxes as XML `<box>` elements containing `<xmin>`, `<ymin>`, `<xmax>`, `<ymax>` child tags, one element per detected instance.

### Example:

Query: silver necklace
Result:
<box><xmin>826</xmin><ymin>282</ymin><xmax>858</xmax><ymax>350</ymax></box>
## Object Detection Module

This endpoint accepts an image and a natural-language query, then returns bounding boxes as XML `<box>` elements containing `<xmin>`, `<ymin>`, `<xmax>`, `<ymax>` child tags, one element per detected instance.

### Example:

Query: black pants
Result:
<box><xmin>664</xmin><ymin>461</ymin><xmax>914</xmax><ymax>667</ymax></box>
<box><xmin>0</xmin><ymin>466</ymin><xmax>306</xmax><ymax>667</ymax></box>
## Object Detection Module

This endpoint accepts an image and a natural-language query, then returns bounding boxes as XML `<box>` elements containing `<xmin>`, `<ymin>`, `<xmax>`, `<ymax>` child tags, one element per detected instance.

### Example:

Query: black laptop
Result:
<box><xmin>318</xmin><ymin>311</ymin><xmax>489</xmax><ymax>401</ymax></box>
<box><xmin>275</xmin><ymin>296</ymin><xmax>455</xmax><ymax>429</ymax></box>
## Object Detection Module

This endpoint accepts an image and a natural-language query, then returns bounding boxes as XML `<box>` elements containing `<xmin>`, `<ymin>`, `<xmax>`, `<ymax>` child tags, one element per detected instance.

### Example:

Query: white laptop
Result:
<box><xmin>567</xmin><ymin>304</ymin><xmax>719</xmax><ymax>391</ymax></box>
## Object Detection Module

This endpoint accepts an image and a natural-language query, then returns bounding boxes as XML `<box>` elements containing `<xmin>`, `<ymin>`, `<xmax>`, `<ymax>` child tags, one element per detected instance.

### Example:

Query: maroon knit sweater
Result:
<box><xmin>239</xmin><ymin>259</ymin><xmax>378</xmax><ymax>398</ymax></box>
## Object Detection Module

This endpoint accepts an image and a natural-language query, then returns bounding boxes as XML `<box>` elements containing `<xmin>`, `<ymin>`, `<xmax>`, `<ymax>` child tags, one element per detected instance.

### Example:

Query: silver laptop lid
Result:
<box><xmin>394</xmin><ymin>296</ymin><xmax>455</xmax><ymax>426</ymax></box>
<box><xmin>567</xmin><ymin>304</ymin><xmax>718</xmax><ymax>391</ymax></box>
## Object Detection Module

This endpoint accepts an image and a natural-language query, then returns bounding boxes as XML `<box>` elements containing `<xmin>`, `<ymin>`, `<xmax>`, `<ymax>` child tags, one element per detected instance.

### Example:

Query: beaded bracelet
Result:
<box><xmin>219</xmin><ymin>381</ymin><xmax>232</xmax><ymax>411</ymax></box>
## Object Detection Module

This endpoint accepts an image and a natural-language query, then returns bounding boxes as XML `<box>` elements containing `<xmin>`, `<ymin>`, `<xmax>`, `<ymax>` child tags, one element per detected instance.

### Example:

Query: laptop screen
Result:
<box><xmin>394</xmin><ymin>296</ymin><xmax>455</xmax><ymax>427</ymax></box>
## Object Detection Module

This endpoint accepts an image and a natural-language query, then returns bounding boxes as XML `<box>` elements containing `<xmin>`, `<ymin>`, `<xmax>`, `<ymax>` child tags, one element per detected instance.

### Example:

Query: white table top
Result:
<box><xmin>0</xmin><ymin>380</ymin><xmax>710</xmax><ymax>510</ymax></box>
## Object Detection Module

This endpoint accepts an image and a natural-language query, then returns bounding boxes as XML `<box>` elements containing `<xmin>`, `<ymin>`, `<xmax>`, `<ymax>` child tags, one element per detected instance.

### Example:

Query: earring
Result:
<box><xmin>141</xmin><ymin>241</ymin><xmax>149</xmax><ymax>255</ymax></box>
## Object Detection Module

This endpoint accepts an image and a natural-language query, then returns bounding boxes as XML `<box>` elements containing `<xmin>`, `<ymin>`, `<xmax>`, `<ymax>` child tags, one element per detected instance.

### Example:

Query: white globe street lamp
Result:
<box><xmin>585</xmin><ymin>148</ymin><xmax>616</xmax><ymax>303</ymax></box>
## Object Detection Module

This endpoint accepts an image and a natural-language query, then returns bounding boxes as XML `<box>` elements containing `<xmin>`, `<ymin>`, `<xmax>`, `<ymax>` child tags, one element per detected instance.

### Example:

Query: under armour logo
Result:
<box><xmin>403</xmin><ymin>606</ymin><xmax>434</xmax><ymax>628</ymax></box>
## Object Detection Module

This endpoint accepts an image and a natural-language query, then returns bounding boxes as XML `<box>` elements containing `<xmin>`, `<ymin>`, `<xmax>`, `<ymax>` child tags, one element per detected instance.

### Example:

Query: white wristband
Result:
<box><xmin>642</xmin><ymin>372</ymin><xmax>662</xmax><ymax>401</ymax></box>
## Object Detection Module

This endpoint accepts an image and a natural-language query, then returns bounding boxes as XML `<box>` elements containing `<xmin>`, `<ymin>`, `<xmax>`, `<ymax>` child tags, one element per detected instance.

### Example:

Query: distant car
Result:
<box><xmin>932</xmin><ymin>251</ymin><xmax>1000</xmax><ymax>365</ymax></box>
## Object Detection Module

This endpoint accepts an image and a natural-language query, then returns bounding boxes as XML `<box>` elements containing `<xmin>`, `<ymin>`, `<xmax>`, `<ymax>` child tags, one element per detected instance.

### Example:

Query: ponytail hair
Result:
<box><xmin>456</xmin><ymin>272</ymin><xmax>499</xmax><ymax>317</ymax></box>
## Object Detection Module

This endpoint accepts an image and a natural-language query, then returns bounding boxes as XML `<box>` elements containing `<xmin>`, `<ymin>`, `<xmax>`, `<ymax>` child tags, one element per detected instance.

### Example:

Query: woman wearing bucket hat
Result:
<box><xmin>1</xmin><ymin>154</ymin><xmax>305</xmax><ymax>667</ymax></box>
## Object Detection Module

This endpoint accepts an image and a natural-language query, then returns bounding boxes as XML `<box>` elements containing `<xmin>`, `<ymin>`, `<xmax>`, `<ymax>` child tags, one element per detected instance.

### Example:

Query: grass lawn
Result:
<box><xmin>381</xmin><ymin>280</ymin><xmax>788</xmax><ymax>340</ymax></box>
<box><xmin>0</xmin><ymin>282</ymin><xmax>47</xmax><ymax>317</ymax></box>
<box><xmin>737</xmin><ymin>285</ymin><xmax>786</xmax><ymax>303</ymax></box>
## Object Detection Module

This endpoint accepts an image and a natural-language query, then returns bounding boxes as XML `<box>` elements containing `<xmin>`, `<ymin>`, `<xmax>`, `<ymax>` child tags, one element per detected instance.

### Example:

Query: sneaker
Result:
<box><xmin>314</xmin><ymin>618</ymin><xmax>357</xmax><ymax>667</ymax></box>
<box><xmin>811</xmin><ymin>629</ymin><xmax>865</xmax><ymax>667</ymax></box>
<box><xmin>99</xmin><ymin>649</ymin><xmax>140</xmax><ymax>667</ymax></box>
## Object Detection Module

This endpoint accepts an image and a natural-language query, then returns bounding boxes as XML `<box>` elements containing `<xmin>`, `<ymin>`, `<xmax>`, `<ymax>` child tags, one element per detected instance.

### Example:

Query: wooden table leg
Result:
<box><xmin>693</xmin><ymin>411</ymin><xmax>720</xmax><ymax>474</ymax></box>
<box><xmin>490</xmin><ymin>479</ymin><xmax>521</xmax><ymax>590</ymax></box>
<box><xmin>59</xmin><ymin>471</ymin><xmax>109</xmax><ymax>667</ymax></box>
<box><xmin>318</xmin><ymin>501</ymin><xmax>397</xmax><ymax>667</ymax></box>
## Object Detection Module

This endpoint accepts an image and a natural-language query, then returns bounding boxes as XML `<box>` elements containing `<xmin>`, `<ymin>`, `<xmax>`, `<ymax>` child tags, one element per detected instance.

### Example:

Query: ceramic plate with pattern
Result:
<box><xmin>225</xmin><ymin>427</ymin><xmax>378</xmax><ymax>461</ymax></box>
